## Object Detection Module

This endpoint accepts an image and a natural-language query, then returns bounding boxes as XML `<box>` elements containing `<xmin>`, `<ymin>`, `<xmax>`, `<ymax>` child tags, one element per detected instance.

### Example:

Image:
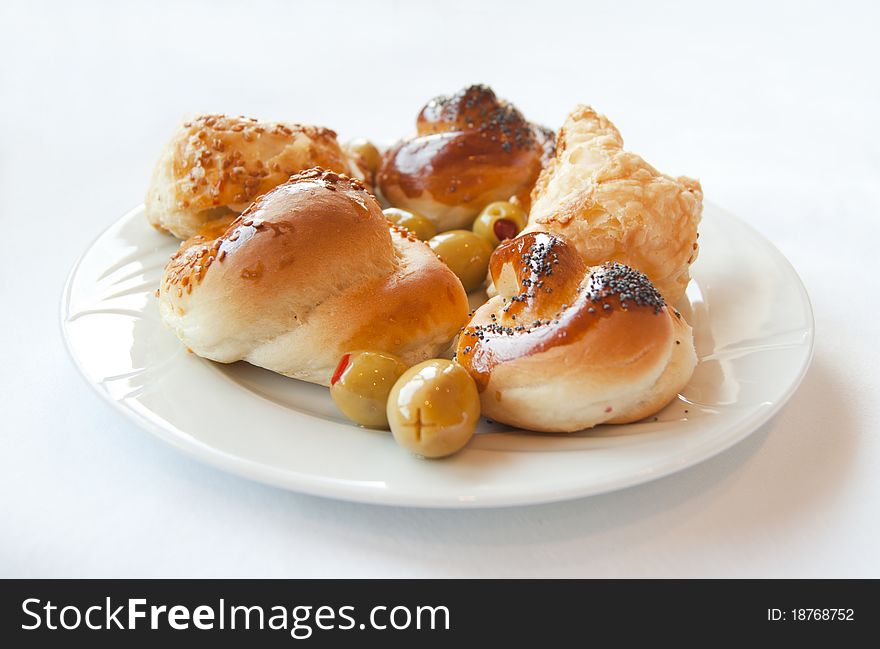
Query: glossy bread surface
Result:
<box><xmin>377</xmin><ymin>85</ymin><xmax>554</xmax><ymax>231</ymax></box>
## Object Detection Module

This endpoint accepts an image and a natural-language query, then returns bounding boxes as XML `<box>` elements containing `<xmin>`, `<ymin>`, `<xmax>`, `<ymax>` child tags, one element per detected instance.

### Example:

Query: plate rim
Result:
<box><xmin>60</xmin><ymin>203</ymin><xmax>815</xmax><ymax>508</ymax></box>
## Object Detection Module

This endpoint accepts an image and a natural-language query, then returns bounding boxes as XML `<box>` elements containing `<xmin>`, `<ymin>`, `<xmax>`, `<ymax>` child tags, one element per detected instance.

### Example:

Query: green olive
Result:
<box><xmin>472</xmin><ymin>201</ymin><xmax>527</xmax><ymax>247</ymax></box>
<box><xmin>344</xmin><ymin>138</ymin><xmax>381</xmax><ymax>175</ymax></box>
<box><xmin>383</xmin><ymin>207</ymin><xmax>437</xmax><ymax>241</ymax></box>
<box><xmin>330</xmin><ymin>351</ymin><xmax>408</xmax><ymax>428</ymax></box>
<box><xmin>387</xmin><ymin>359</ymin><xmax>480</xmax><ymax>458</ymax></box>
<box><xmin>428</xmin><ymin>230</ymin><xmax>493</xmax><ymax>292</ymax></box>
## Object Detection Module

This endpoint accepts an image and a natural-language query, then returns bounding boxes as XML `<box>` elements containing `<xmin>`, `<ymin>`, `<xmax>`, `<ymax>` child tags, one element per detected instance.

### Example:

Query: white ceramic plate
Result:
<box><xmin>62</xmin><ymin>203</ymin><xmax>813</xmax><ymax>507</ymax></box>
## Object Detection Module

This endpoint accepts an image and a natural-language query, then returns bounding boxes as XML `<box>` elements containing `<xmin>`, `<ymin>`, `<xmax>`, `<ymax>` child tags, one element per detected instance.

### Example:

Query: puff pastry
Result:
<box><xmin>526</xmin><ymin>106</ymin><xmax>702</xmax><ymax>303</ymax></box>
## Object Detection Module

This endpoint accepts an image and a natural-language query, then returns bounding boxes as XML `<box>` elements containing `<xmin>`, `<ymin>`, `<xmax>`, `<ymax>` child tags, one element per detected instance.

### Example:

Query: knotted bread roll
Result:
<box><xmin>456</xmin><ymin>232</ymin><xmax>696</xmax><ymax>432</ymax></box>
<box><xmin>159</xmin><ymin>168</ymin><xmax>469</xmax><ymax>385</ymax></box>
<box><xmin>377</xmin><ymin>85</ymin><xmax>554</xmax><ymax>232</ymax></box>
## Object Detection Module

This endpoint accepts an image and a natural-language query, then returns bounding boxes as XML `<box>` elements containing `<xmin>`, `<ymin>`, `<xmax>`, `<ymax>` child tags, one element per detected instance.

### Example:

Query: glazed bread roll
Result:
<box><xmin>526</xmin><ymin>106</ymin><xmax>702</xmax><ymax>303</ymax></box>
<box><xmin>456</xmin><ymin>232</ymin><xmax>696</xmax><ymax>432</ymax></box>
<box><xmin>159</xmin><ymin>168</ymin><xmax>469</xmax><ymax>386</ymax></box>
<box><xmin>377</xmin><ymin>85</ymin><xmax>554</xmax><ymax>232</ymax></box>
<box><xmin>146</xmin><ymin>114</ymin><xmax>368</xmax><ymax>240</ymax></box>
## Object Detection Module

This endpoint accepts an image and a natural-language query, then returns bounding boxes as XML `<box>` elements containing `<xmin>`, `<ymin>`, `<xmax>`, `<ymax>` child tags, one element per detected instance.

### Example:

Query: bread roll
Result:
<box><xmin>526</xmin><ymin>106</ymin><xmax>702</xmax><ymax>303</ymax></box>
<box><xmin>456</xmin><ymin>232</ymin><xmax>696</xmax><ymax>432</ymax></box>
<box><xmin>159</xmin><ymin>168</ymin><xmax>469</xmax><ymax>385</ymax></box>
<box><xmin>146</xmin><ymin>114</ymin><xmax>368</xmax><ymax>240</ymax></box>
<box><xmin>377</xmin><ymin>85</ymin><xmax>554</xmax><ymax>232</ymax></box>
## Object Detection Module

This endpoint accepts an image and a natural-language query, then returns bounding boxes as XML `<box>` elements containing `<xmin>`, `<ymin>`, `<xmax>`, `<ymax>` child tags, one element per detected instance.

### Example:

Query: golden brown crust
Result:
<box><xmin>377</xmin><ymin>85</ymin><xmax>554</xmax><ymax>231</ymax></box>
<box><xmin>526</xmin><ymin>105</ymin><xmax>702</xmax><ymax>304</ymax></box>
<box><xmin>146</xmin><ymin>114</ymin><xmax>366</xmax><ymax>240</ymax></box>
<box><xmin>605</xmin><ymin>312</ymin><xmax>695</xmax><ymax>424</ymax></box>
<box><xmin>159</xmin><ymin>168</ymin><xmax>469</xmax><ymax>386</ymax></box>
<box><xmin>455</xmin><ymin>233</ymin><xmax>696</xmax><ymax>432</ymax></box>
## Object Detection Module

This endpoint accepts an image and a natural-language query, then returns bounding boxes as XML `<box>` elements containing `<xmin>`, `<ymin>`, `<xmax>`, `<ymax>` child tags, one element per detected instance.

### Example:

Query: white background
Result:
<box><xmin>2</xmin><ymin>0</ymin><xmax>878</xmax><ymax>577</ymax></box>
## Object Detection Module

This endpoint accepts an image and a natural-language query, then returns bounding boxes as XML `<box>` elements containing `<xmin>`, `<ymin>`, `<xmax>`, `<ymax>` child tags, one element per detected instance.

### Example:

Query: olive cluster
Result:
<box><xmin>330</xmin><ymin>352</ymin><xmax>480</xmax><ymax>459</ymax></box>
<box><xmin>383</xmin><ymin>200</ymin><xmax>527</xmax><ymax>293</ymax></box>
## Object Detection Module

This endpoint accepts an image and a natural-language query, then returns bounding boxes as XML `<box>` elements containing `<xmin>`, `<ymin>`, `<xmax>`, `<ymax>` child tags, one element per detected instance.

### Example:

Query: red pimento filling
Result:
<box><xmin>331</xmin><ymin>353</ymin><xmax>351</xmax><ymax>386</ymax></box>
<box><xmin>493</xmin><ymin>219</ymin><xmax>518</xmax><ymax>241</ymax></box>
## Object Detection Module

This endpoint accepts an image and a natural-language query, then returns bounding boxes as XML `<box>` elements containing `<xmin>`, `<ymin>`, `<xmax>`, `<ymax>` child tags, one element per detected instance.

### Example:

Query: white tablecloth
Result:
<box><xmin>2</xmin><ymin>0</ymin><xmax>878</xmax><ymax>577</ymax></box>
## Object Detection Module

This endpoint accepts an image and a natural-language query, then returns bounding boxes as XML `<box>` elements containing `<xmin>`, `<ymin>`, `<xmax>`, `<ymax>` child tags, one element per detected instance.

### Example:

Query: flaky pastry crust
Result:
<box><xmin>526</xmin><ymin>106</ymin><xmax>702</xmax><ymax>303</ymax></box>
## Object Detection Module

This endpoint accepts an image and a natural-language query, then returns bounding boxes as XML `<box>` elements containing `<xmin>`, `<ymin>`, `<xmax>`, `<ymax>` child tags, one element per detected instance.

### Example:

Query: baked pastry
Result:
<box><xmin>158</xmin><ymin>168</ymin><xmax>469</xmax><ymax>386</ymax></box>
<box><xmin>377</xmin><ymin>85</ymin><xmax>554</xmax><ymax>232</ymax></box>
<box><xmin>525</xmin><ymin>106</ymin><xmax>702</xmax><ymax>303</ymax></box>
<box><xmin>146</xmin><ymin>114</ymin><xmax>368</xmax><ymax>240</ymax></box>
<box><xmin>456</xmin><ymin>232</ymin><xmax>696</xmax><ymax>432</ymax></box>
